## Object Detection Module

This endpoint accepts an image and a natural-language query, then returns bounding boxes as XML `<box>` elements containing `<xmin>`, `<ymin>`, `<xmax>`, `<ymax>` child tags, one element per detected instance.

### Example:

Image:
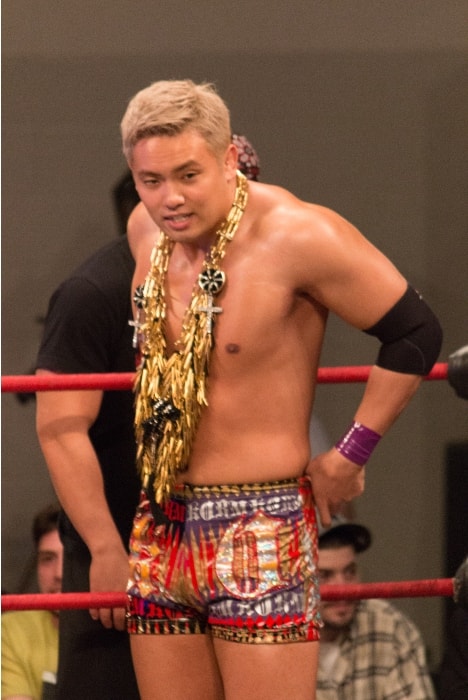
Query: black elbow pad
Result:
<box><xmin>364</xmin><ymin>285</ymin><xmax>443</xmax><ymax>375</ymax></box>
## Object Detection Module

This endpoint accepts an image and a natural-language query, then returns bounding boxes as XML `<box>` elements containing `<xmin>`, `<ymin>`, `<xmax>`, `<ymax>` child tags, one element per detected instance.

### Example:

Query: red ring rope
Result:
<box><xmin>1</xmin><ymin>363</ymin><xmax>448</xmax><ymax>393</ymax></box>
<box><xmin>1</xmin><ymin>578</ymin><xmax>455</xmax><ymax>612</ymax></box>
<box><xmin>1</xmin><ymin>364</ymin><xmax>452</xmax><ymax>614</ymax></box>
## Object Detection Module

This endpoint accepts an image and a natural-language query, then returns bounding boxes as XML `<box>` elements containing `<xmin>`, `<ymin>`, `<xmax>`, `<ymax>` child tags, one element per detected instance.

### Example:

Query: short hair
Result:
<box><xmin>121</xmin><ymin>79</ymin><xmax>232</xmax><ymax>164</ymax></box>
<box><xmin>32</xmin><ymin>503</ymin><xmax>60</xmax><ymax>549</ymax></box>
<box><xmin>317</xmin><ymin>516</ymin><xmax>371</xmax><ymax>554</ymax></box>
<box><xmin>319</xmin><ymin>531</ymin><xmax>358</xmax><ymax>551</ymax></box>
<box><xmin>112</xmin><ymin>170</ymin><xmax>140</xmax><ymax>235</ymax></box>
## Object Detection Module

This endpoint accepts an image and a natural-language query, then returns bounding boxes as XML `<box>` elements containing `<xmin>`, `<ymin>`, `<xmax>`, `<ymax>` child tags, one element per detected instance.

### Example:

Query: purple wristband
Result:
<box><xmin>335</xmin><ymin>421</ymin><xmax>382</xmax><ymax>466</ymax></box>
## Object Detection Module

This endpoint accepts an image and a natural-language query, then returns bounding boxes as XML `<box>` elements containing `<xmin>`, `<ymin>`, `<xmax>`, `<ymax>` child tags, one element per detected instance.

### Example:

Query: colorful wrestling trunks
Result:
<box><xmin>126</xmin><ymin>477</ymin><xmax>322</xmax><ymax>643</ymax></box>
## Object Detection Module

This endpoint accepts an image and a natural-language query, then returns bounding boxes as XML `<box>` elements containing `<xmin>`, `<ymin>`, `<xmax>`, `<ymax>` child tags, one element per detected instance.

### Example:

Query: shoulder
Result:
<box><xmin>247</xmin><ymin>182</ymin><xmax>355</xmax><ymax>247</ymax></box>
<box><xmin>50</xmin><ymin>238</ymin><xmax>134</xmax><ymax>310</ymax></box>
<box><xmin>127</xmin><ymin>202</ymin><xmax>160</xmax><ymax>260</ymax></box>
<box><xmin>244</xmin><ymin>182</ymin><xmax>362</xmax><ymax>287</ymax></box>
<box><xmin>38</xmin><ymin>241</ymin><xmax>135</xmax><ymax>370</ymax></box>
<box><xmin>358</xmin><ymin>598</ymin><xmax>405</xmax><ymax>620</ymax></box>
<box><xmin>2</xmin><ymin>609</ymin><xmax>53</xmax><ymax>636</ymax></box>
<box><xmin>71</xmin><ymin>237</ymin><xmax>134</xmax><ymax>280</ymax></box>
<box><xmin>357</xmin><ymin>599</ymin><xmax>424</xmax><ymax>638</ymax></box>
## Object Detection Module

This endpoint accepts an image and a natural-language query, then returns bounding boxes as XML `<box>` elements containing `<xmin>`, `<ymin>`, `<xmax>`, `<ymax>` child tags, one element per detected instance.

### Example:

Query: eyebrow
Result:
<box><xmin>319</xmin><ymin>563</ymin><xmax>357</xmax><ymax>575</ymax></box>
<box><xmin>137</xmin><ymin>160</ymin><xmax>200</xmax><ymax>178</ymax></box>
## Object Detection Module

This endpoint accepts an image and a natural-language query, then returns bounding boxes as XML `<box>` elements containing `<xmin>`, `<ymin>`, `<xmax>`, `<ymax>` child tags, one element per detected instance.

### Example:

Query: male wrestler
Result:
<box><xmin>120</xmin><ymin>79</ymin><xmax>442</xmax><ymax>700</ymax></box>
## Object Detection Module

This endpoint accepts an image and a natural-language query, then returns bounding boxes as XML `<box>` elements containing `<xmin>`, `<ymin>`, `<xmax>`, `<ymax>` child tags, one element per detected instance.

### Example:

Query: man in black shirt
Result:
<box><xmin>36</xmin><ymin>237</ymin><xmax>140</xmax><ymax>700</ymax></box>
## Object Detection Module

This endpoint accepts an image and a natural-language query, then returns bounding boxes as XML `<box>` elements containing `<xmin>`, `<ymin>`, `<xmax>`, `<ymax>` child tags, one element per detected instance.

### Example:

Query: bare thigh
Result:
<box><xmin>130</xmin><ymin>633</ymin><xmax>224</xmax><ymax>700</ymax></box>
<box><xmin>213</xmin><ymin>638</ymin><xmax>319</xmax><ymax>700</ymax></box>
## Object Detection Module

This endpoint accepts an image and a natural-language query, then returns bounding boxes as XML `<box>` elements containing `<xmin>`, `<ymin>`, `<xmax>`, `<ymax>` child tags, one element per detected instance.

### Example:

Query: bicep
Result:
<box><xmin>302</xmin><ymin>209</ymin><xmax>407</xmax><ymax>329</ymax></box>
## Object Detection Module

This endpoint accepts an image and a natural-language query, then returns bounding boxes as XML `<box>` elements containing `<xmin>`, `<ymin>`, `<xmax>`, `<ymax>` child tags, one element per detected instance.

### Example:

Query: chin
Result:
<box><xmin>322</xmin><ymin>604</ymin><xmax>356</xmax><ymax>629</ymax></box>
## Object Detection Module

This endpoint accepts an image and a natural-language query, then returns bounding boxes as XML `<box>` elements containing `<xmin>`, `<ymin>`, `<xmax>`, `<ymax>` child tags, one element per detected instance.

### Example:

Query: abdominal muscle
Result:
<box><xmin>178</xmin><ymin>360</ymin><xmax>318</xmax><ymax>487</ymax></box>
<box><xmin>183</xmin><ymin>431</ymin><xmax>312</xmax><ymax>486</ymax></box>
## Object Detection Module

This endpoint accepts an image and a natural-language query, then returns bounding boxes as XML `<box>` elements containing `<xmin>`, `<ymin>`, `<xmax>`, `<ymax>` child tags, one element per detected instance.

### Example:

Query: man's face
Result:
<box><xmin>37</xmin><ymin>529</ymin><xmax>63</xmax><ymax>596</ymax></box>
<box><xmin>130</xmin><ymin>129</ymin><xmax>238</xmax><ymax>247</ymax></box>
<box><xmin>318</xmin><ymin>544</ymin><xmax>359</xmax><ymax>632</ymax></box>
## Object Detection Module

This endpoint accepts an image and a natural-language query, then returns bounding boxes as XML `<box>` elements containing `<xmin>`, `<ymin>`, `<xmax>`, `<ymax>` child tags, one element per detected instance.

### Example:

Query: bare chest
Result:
<box><xmin>163</xmin><ymin>257</ymin><xmax>321</xmax><ymax>368</ymax></box>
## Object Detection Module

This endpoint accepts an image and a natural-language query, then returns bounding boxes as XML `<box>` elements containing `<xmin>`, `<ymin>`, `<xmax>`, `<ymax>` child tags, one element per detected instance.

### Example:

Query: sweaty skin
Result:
<box><xmin>127</xmin><ymin>130</ymin><xmax>421</xmax><ymax>526</ymax></box>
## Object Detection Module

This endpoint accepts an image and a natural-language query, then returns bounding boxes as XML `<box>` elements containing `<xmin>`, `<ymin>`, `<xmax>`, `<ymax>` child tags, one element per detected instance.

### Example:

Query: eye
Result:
<box><xmin>143</xmin><ymin>177</ymin><xmax>160</xmax><ymax>187</ymax></box>
<box><xmin>343</xmin><ymin>564</ymin><xmax>357</xmax><ymax>581</ymax></box>
<box><xmin>317</xmin><ymin>569</ymin><xmax>331</xmax><ymax>583</ymax></box>
<box><xmin>38</xmin><ymin>553</ymin><xmax>56</xmax><ymax>564</ymax></box>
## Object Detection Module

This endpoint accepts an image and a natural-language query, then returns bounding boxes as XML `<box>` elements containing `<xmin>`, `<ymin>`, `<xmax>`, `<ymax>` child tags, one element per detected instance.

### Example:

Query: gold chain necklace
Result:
<box><xmin>134</xmin><ymin>172</ymin><xmax>249</xmax><ymax>504</ymax></box>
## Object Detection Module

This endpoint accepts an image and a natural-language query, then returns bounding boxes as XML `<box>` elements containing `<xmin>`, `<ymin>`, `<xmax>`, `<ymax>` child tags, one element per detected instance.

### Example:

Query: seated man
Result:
<box><xmin>2</xmin><ymin>504</ymin><xmax>63</xmax><ymax>700</ymax></box>
<box><xmin>316</xmin><ymin>515</ymin><xmax>436</xmax><ymax>699</ymax></box>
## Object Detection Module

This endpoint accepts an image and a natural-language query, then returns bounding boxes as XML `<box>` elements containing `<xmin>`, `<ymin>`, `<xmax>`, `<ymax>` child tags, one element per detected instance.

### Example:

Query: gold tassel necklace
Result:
<box><xmin>134</xmin><ymin>171</ymin><xmax>249</xmax><ymax>503</ymax></box>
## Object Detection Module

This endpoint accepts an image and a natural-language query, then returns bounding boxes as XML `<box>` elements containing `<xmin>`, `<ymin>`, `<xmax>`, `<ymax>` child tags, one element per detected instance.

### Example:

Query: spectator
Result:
<box><xmin>2</xmin><ymin>504</ymin><xmax>62</xmax><ymax>700</ymax></box>
<box><xmin>316</xmin><ymin>515</ymin><xmax>436</xmax><ymax>699</ymax></box>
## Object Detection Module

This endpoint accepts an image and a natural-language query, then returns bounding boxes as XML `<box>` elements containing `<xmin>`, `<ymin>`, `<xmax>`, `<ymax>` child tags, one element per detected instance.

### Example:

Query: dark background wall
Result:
<box><xmin>2</xmin><ymin>1</ymin><xmax>467</xmax><ymax>671</ymax></box>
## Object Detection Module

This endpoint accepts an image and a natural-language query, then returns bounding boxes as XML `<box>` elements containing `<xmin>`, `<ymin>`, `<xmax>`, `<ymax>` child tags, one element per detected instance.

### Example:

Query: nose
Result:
<box><xmin>162</xmin><ymin>181</ymin><xmax>184</xmax><ymax>209</ymax></box>
<box><xmin>327</xmin><ymin>572</ymin><xmax>348</xmax><ymax>586</ymax></box>
<box><xmin>55</xmin><ymin>551</ymin><xmax>64</xmax><ymax>585</ymax></box>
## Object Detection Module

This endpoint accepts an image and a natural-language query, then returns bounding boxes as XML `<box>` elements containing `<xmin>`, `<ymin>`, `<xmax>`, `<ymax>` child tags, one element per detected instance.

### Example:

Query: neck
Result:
<box><xmin>51</xmin><ymin>610</ymin><xmax>60</xmax><ymax>628</ymax></box>
<box><xmin>176</xmin><ymin>240</ymin><xmax>210</xmax><ymax>265</ymax></box>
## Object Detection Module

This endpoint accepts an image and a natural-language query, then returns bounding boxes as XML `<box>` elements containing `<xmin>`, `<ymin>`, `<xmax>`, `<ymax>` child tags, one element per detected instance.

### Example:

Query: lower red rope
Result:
<box><xmin>1</xmin><ymin>578</ymin><xmax>455</xmax><ymax>612</ymax></box>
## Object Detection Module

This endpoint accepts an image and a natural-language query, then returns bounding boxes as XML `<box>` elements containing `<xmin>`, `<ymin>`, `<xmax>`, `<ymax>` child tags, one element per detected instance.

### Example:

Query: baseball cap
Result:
<box><xmin>232</xmin><ymin>133</ymin><xmax>260</xmax><ymax>181</ymax></box>
<box><xmin>317</xmin><ymin>512</ymin><xmax>372</xmax><ymax>553</ymax></box>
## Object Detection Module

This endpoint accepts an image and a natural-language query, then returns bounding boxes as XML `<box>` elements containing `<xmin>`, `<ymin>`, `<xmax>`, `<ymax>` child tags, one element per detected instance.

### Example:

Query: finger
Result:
<box><xmin>89</xmin><ymin>607</ymin><xmax>99</xmax><ymax>622</ymax></box>
<box><xmin>98</xmin><ymin>607</ymin><xmax>114</xmax><ymax>629</ymax></box>
<box><xmin>111</xmin><ymin>607</ymin><xmax>127</xmax><ymax>631</ymax></box>
<box><xmin>315</xmin><ymin>499</ymin><xmax>331</xmax><ymax>527</ymax></box>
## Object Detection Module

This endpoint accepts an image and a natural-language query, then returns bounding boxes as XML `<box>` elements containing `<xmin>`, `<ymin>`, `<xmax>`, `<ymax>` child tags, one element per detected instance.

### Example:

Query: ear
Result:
<box><xmin>224</xmin><ymin>142</ymin><xmax>238</xmax><ymax>179</ymax></box>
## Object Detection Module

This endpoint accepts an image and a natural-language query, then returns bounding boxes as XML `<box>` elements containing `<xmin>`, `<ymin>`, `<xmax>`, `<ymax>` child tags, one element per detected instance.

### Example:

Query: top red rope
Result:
<box><xmin>1</xmin><ymin>363</ymin><xmax>448</xmax><ymax>393</ymax></box>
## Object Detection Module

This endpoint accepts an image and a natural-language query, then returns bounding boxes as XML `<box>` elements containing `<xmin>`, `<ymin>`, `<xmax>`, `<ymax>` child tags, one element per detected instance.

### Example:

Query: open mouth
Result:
<box><xmin>164</xmin><ymin>213</ymin><xmax>191</xmax><ymax>227</ymax></box>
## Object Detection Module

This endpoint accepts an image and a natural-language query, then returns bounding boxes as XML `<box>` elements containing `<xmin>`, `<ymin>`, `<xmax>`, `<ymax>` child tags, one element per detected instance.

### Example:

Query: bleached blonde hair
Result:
<box><xmin>121</xmin><ymin>79</ymin><xmax>232</xmax><ymax>163</ymax></box>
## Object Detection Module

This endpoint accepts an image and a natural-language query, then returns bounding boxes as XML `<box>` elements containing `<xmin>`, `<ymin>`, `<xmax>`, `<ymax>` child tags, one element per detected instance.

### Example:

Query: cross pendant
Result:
<box><xmin>128</xmin><ymin>317</ymin><xmax>143</xmax><ymax>348</ymax></box>
<box><xmin>197</xmin><ymin>294</ymin><xmax>223</xmax><ymax>335</ymax></box>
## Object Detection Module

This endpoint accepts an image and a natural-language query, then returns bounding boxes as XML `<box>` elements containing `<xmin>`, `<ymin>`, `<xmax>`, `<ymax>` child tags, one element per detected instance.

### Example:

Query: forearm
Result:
<box><xmin>309</xmin><ymin>366</ymin><xmax>423</xmax><ymax>523</ymax></box>
<box><xmin>39</xmin><ymin>432</ymin><xmax>125</xmax><ymax>556</ymax></box>
<box><xmin>353</xmin><ymin>365</ymin><xmax>422</xmax><ymax>436</ymax></box>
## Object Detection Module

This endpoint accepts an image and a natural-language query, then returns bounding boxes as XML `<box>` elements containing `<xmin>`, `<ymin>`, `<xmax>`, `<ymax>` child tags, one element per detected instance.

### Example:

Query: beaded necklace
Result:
<box><xmin>134</xmin><ymin>172</ymin><xmax>249</xmax><ymax>503</ymax></box>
